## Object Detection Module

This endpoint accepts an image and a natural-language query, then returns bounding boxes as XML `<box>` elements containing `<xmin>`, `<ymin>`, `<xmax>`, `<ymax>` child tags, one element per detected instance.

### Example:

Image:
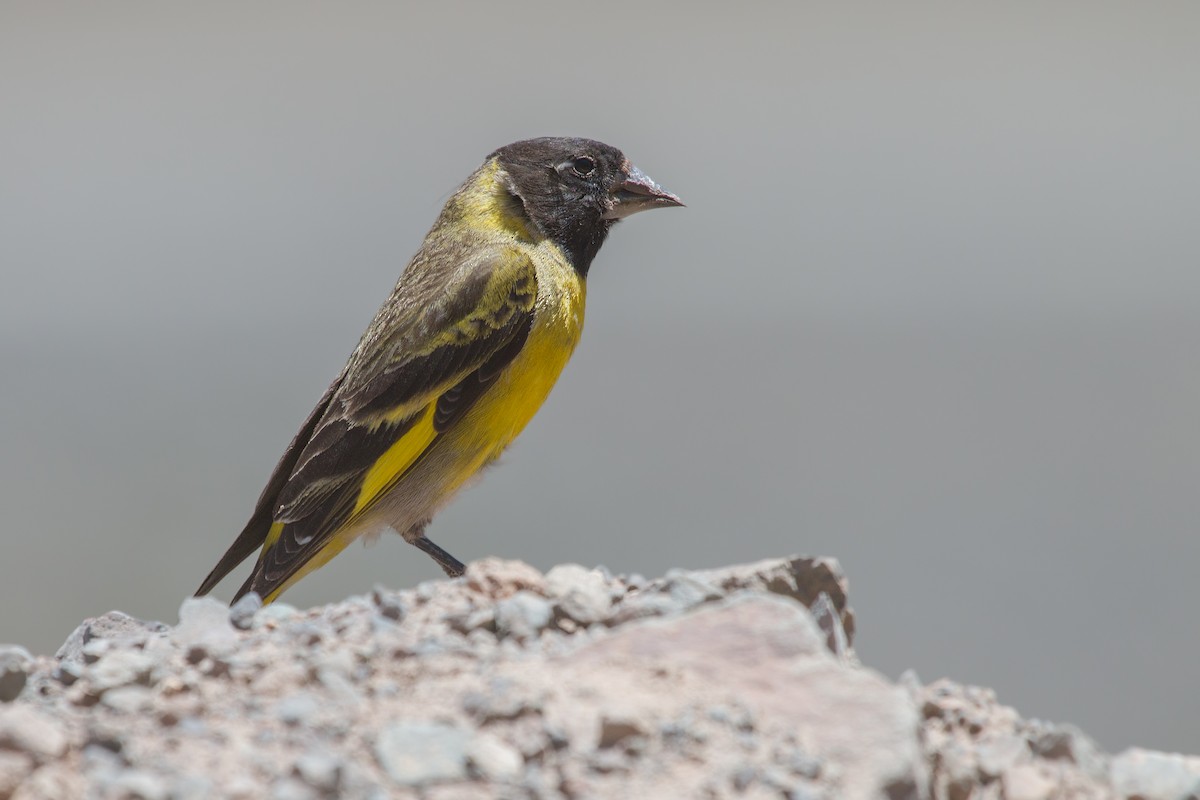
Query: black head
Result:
<box><xmin>490</xmin><ymin>137</ymin><xmax>682</xmax><ymax>276</ymax></box>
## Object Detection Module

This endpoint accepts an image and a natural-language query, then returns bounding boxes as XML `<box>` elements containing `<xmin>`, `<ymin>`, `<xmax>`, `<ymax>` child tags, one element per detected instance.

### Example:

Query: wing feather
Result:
<box><xmin>230</xmin><ymin>248</ymin><xmax>538</xmax><ymax>601</ymax></box>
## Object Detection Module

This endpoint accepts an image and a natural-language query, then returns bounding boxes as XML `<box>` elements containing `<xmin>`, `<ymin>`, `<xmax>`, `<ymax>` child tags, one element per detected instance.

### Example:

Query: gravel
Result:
<box><xmin>374</xmin><ymin>721</ymin><xmax>471</xmax><ymax>786</ymax></box>
<box><xmin>0</xmin><ymin>555</ymin><xmax>1194</xmax><ymax>799</ymax></box>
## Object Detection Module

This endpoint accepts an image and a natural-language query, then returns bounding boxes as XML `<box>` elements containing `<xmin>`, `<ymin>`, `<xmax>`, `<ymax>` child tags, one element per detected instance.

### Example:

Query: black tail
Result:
<box><xmin>195</xmin><ymin>375</ymin><xmax>343</xmax><ymax>600</ymax></box>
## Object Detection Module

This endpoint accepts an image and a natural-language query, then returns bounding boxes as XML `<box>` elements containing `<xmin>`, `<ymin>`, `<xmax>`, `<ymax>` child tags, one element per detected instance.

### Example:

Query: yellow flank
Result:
<box><xmin>353</xmin><ymin>404</ymin><xmax>438</xmax><ymax>515</ymax></box>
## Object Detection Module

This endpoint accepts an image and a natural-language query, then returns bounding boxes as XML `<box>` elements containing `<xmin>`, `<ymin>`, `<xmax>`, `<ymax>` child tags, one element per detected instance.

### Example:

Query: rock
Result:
<box><xmin>53</xmin><ymin>660</ymin><xmax>83</xmax><ymax>687</ymax></box>
<box><xmin>0</xmin><ymin>556</ymin><xmax>1195</xmax><ymax>799</ymax></box>
<box><xmin>105</xmin><ymin>769</ymin><xmax>170</xmax><ymax>800</ymax></box>
<box><xmin>975</xmin><ymin>734</ymin><xmax>1029</xmax><ymax>779</ymax></box>
<box><xmin>807</xmin><ymin>591</ymin><xmax>851</xmax><ymax>659</ymax></box>
<box><xmin>462</xmin><ymin>680</ymin><xmax>542</xmax><ymax>724</ymax></box>
<box><xmin>0</xmin><ymin>705</ymin><xmax>68</xmax><ymax>761</ymax></box>
<box><xmin>1027</xmin><ymin>723</ymin><xmax>1106</xmax><ymax>779</ymax></box>
<box><xmin>597</xmin><ymin>715</ymin><xmax>646</xmax><ymax>749</ymax></box>
<box><xmin>467</xmin><ymin>733</ymin><xmax>524</xmax><ymax>781</ymax></box>
<box><xmin>56</xmin><ymin>611</ymin><xmax>168</xmax><ymax>667</ymax></box>
<box><xmin>293</xmin><ymin>751</ymin><xmax>343</xmax><ymax>793</ymax></box>
<box><xmin>1111</xmin><ymin>748</ymin><xmax>1200</xmax><ymax>800</ymax></box>
<box><xmin>374</xmin><ymin>721</ymin><xmax>470</xmax><ymax>786</ymax></box>
<box><xmin>566</xmin><ymin>595</ymin><xmax>922</xmax><ymax>798</ymax></box>
<box><xmin>659</xmin><ymin>570</ymin><xmax>724</xmax><ymax>609</ymax></box>
<box><xmin>545</xmin><ymin>565</ymin><xmax>613</xmax><ymax>625</ymax></box>
<box><xmin>608</xmin><ymin>591</ymin><xmax>679</xmax><ymax>625</ymax></box>
<box><xmin>494</xmin><ymin>592</ymin><xmax>553</xmax><ymax>641</ymax></box>
<box><xmin>0</xmin><ymin>646</ymin><xmax>32</xmax><ymax>703</ymax></box>
<box><xmin>100</xmin><ymin>685</ymin><xmax>154</xmax><ymax>714</ymax></box>
<box><xmin>254</xmin><ymin>603</ymin><xmax>300</xmax><ymax>629</ymax></box>
<box><xmin>229</xmin><ymin>593</ymin><xmax>263</xmax><ymax>630</ymax></box>
<box><xmin>88</xmin><ymin>649</ymin><xmax>157</xmax><ymax>693</ymax></box>
<box><xmin>173</xmin><ymin>596</ymin><xmax>239</xmax><ymax>660</ymax></box>
<box><xmin>465</xmin><ymin>559</ymin><xmax>547</xmax><ymax>600</ymax></box>
<box><xmin>81</xmin><ymin>638</ymin><xmax>111</xmax><ymax>664</ymax></box>
<box><xmin>1002</xmin><ymin>765</ymin><xmax>1058</xmax><ymax>800</ymax></box>
<box><xmin>370</xmin><ymin>587</ymin><xmax>406</xmax><ymax>623</ymax></box>
<box><xmin>275</xmin><ymin>693</ymin><xmax>320</xmax><ymax>726</ymax></box>
<box><xmin>270</xmin><ymin>777</ymin><xmax>319</xmax><ymax>800</ymax></box>
<box><xmin>690</xmin><ymin>556</ymin><xmax>856</xmax><ymax>645</ymax></box>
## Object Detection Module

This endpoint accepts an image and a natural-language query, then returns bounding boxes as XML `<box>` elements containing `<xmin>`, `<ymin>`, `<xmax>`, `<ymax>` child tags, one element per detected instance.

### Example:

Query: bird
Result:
<box><xmin>196</xmin><ymin>137</ymin><xmax>682</xmax><ymax>604</ymax></box>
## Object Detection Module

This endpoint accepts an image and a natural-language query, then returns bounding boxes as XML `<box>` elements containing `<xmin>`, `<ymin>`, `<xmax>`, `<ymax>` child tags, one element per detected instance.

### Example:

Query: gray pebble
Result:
<box><xmin>779</xmin><ymin>747</ymin><xmax>822</xmax><ymax>779</ymax></box>
<box><xmin>229</xmin><ymin>593</ymin><xmax>263</xmax><ymax>630</ymax></box>
<box><xmin>939</xmin><ymin>742</ymin><xmax>978</xmax><ymax>790</ymax></box>
<box><xmin>521</xmin><ymin>764</ymin><xmax>565</xmax><ymax>800</ymax></box>
<box><xmin>81</xmin><ymin>639</ymin><xmax>112</xmax><ymax>664</ymax></box>
<box><xmin>53</xmin><ymin>661</ymin><xmax>83</xmax><ymax>687</ymax></box>
<box><xmin>177</xmin><ymin>716</ymin><xmax>207</xmax><ymax>736</ymax></box>
<box><xmin>462</xmin><ymin>678</ymin><xmax>542</xmax><ymax>723</ymax></box>
<box><xmin>371</xmin><ymin>586</ymin><xmax>407</xmax><ymax>622</ymax></box>
<box><xmin>544</xmin><ymin>725</ymin><xmax>571</xmax><ymax>751</ymax></box>
<box><xmin>707</xmin><ymin>704</ymin><xmax>754</xmax><ymax>732</ymax></box>
<box><xmin>271</xmin><ymin>776</ymin><xmax>318</xmax><ymax>800</ymax></box>
<box><xmin>782</xmin><ymin>782</ymin><xmax>826</xmax><ymax>800</ymax></box>
<box><xmin>662</xmin><ymin>570</ymin><xmax>724</xmax><ymax>609</ymax></box>
<box><xmin>608</xmin><ymin>593</ymin><xmax>678</xmax><ymax>625</ymax></box>
<box><xmin>88</xmin><ymin>649</ymin><xmax>157</xmax><ymax>692</ymax></box>
<box><xmin>1002</xmin><ymin>765</ymin><xmax>1057</xmax><ymax>800</ymax></box>
<box><xmin>0</xmin><ymin>645</ymin><xmax>32</xmax><ymax>702</ymax></box>
<box><xmin>1111</xmin><ymin>748</ymin><xmax>1200</xmax><ymax>800</ymax></box>
<box><xmin>107</xmin><ymin>770</ymin><xmax>169</xmax><ymax>800</ymax></box>
<box><xmin>99</xmin><ymin>685</ymin><xmax>153</xmax><ymax>714</ymax></box>
<box><xmin>495</xmin><ymin>592</ymin><xmax>553</xmax><ymax>641</ymax></box>
<box><xmin>275</xmin><ymin>692</ymin><xmax>321</xmax><ymax>726</ymax></box>
<box><xmin>545</xmin><ymin>565</ymin><xmax>612</xmax><ymax>625</ymax></box>
<box><xmin>1031</xmin><ymin>724</ymin><xmax>1104</xmax><ymax>774</ymax></box>
<box><xmin>374</xmin><ymin>721</ymin><xmax>469</xmax><ymax>785</ymax></box>
<box><xmin>81</xmin><ymin>742</ymin><xmax>124</xmax><ymax>775</ymax></box>
<box><xmin>171</xmin><ymin>775</ymin><xmax>215</xmax><ymax>800</ymax></box>
<box><xmin>0</xmin><ymin>706</ymin><xmax>68</xmax><ymax>760</ymax></box>
<box><xmin>467</xmin><ymin>733</ymin><xmax>524</xmax><ymax>781</ymax></box>
<box><xmin>254</xmin><ymin>603</ymin><xmax>301</xmax><ymax>629</ymax></box>
<box><xmin>173</xmin><ymin>596</ymin><xmax>239</xmax><ymax>660</ymax></box>
<box><xmin>808</xmin><ymin>591</ymin><xmax>850</xmax><ymax>657</ymax></box>
<box><xmin>732</xmin><ymin>765</ymin><xmax>757</xmax><ymax>791</ymax></box>
<box><xmin>597</xmin><ymin>715</ymin><xmax>645</xmax><ymax>749</ymax></box>
<box><xmin>976</xmin><ymin>735</ymin><xmax>1029</xmax><ymax>779</ymax></box>
<box><xmin>294</xmin><ymin>751</ymin><xmax>343</xmax><ymax>792</ymax></box>
<box><xmin>452</xmin><ymin>608</ymin><xmax>496</xmax><ymax>634</ymax></box>
<box><xmin>55</xmin><ymin>611</ymin><xmax>168</xmax><ymax>667</ymax></box>
<box><xmin>588</xmin><ymin>747</ymin><xmax>628</xmax><ymax>774</ymax></box>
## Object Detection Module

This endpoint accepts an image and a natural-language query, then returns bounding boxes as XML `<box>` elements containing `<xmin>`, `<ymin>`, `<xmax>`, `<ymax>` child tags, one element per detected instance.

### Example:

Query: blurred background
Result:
<box><xmin>3</xmin><ymin>2</ymin><xmax>1198</xmax><ymax>753</ymax></box>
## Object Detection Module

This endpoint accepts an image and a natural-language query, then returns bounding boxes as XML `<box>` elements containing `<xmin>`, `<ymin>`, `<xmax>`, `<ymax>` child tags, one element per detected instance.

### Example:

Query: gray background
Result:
<box><xmin>3</xmin><ymin>3</ymin><xmax>1197</xmax><ymax>753</ymax></box>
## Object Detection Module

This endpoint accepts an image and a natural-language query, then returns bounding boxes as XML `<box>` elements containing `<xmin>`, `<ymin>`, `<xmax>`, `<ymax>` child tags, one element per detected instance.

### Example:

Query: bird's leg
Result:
<box><xmin>402</xmin><ymin>521</ymin><xmax>466</xmax><ymax>578</ymax></box>
<box><xmin>412</xmin><ymin>536</ymin><xmax>466</xmax><ymax>578</ymax></box>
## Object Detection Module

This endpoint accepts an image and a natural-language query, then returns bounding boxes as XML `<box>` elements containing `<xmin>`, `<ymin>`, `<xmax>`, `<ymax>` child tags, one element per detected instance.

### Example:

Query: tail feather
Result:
<box><xmin>195</xmin><ymin>509</ymin><xmax>272</xmax><ymax>596</ymax></box>
<box><xmin>195</xmin><ymin>375</ymin><xmax>344</xmax><ymax>600</ymax></box>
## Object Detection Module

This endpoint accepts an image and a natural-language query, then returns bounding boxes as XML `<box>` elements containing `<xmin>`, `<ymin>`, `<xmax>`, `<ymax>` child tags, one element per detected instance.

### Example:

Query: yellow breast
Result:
<box><xmin>449</xmin><ymin>240</ymin><xmax>585</xmax><ymax>465</ymax></box>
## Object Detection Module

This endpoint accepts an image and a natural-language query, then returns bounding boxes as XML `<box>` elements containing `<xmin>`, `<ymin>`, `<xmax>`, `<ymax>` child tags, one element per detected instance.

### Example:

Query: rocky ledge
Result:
<box><xmin>0</xmin><ymin>556</ymin><xmax>1196</xmax><ymax>800</ymax></box>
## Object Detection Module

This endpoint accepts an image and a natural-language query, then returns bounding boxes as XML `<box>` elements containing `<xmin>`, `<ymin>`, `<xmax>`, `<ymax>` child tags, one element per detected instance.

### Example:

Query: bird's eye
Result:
<box><xmin>570</xmin><ymin>156</ymin><xmax>596</xmax><ymax>178</ymax></box>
